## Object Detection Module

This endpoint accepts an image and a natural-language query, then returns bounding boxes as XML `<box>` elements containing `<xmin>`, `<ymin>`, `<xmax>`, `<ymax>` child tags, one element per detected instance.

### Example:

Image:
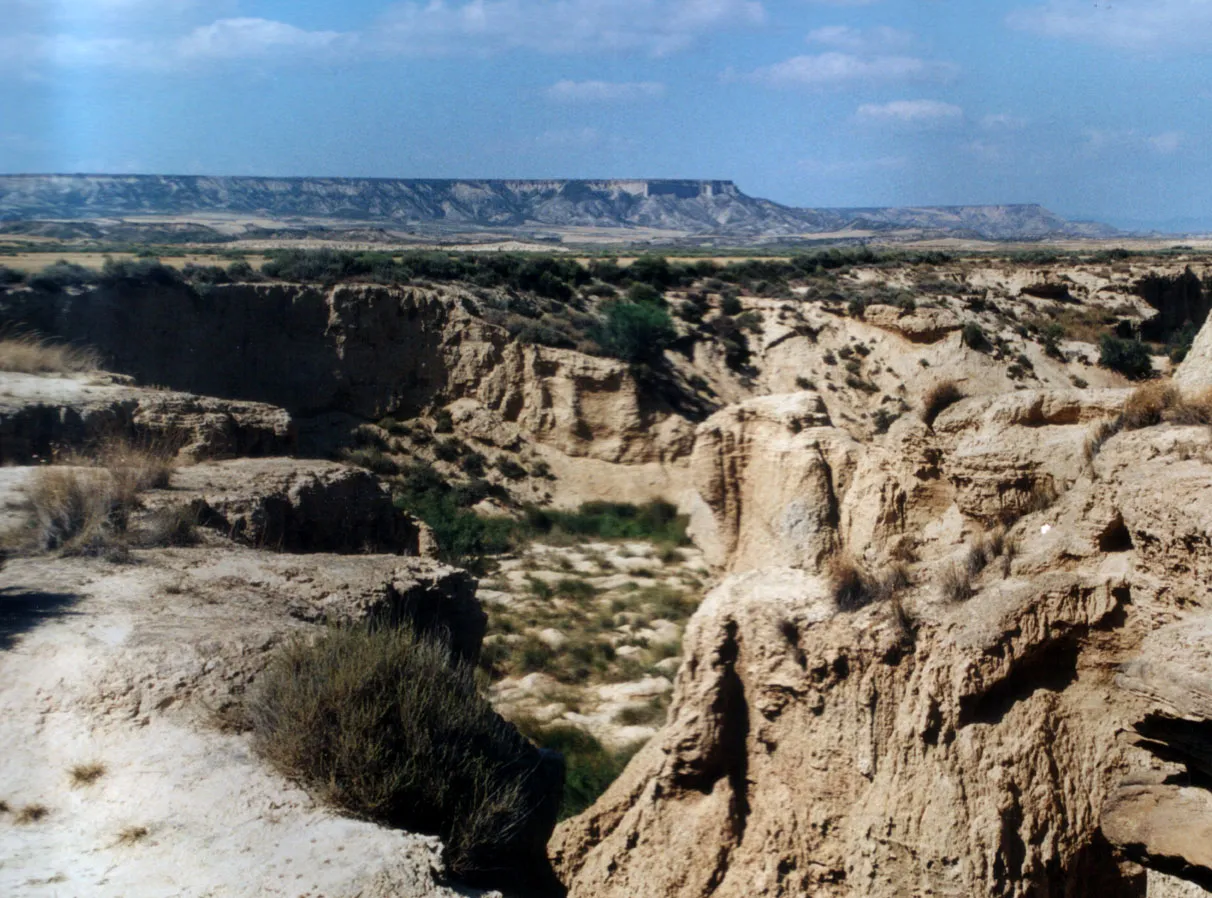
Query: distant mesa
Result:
<box><xmin>0</xmin><ymin>173</ymin><xmax>1118</xmax><ymax>241</ymax></box>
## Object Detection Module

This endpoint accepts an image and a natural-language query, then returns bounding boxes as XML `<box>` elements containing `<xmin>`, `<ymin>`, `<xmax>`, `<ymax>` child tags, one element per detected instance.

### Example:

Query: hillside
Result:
<box><xmin>0</xmin><ymin>174</ymin><xmax>1117</xmax><ymax>241</ymax></box>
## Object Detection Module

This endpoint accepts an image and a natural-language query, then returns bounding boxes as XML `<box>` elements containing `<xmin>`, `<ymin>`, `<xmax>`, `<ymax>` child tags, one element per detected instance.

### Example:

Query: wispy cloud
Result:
<box><xmin>1148</xmin><ymin>131</ymin><xmax>1184</xmax><ymax>154</ymax></box>
<box><xmin>1081</xmin><ymin>127</ymin><xmax>1187</xmax><ymax>155</ymax></box>
<box><xmin>374</xmin><ymin>0</ymin><xmax>765</xmax><ymax>57</ymax></box>
<box><xmin>1007</xmin><ymin>0</ymin><xmax>1212</xmax><ymax>52</ymax></box>
<box><xmin>855</xmin><ymin>99</ymin><xmax>962</xmax><ymax>125</ymax></box>
<box><xmin>545</xmin><ymin>79</ymin><xmax>665</xmax><ymax>102</ymax></box>
<box><xmin>806</xmin><ymin>25</ymin><xmax>913</xmax><ymax>53</ymax></box>
<box><xmin>0</xmin><ymin>18</ymin><xmax>353</xmax><ymax>71</ymax></box>
<box><xmin>737</xmin><ymin>52</ymin><xmax>956</xmax><ymax>88</ymax></box>
<box><xmin>981</xmin><ymin>113</ymin><xmax>1027</xmax><ymax>130</ymax></box>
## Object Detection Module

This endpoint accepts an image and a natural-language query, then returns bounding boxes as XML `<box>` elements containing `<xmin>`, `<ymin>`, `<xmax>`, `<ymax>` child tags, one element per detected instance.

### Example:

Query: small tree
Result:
<box><xmin>1099</xmin><ymin>335</ymin><xmax>1153</xmax><ymax>380</ymax></box>
<box><xmin>594</xmin><ymin>300</ymin><xmax>676</xmax><ymax>364</ymax></box>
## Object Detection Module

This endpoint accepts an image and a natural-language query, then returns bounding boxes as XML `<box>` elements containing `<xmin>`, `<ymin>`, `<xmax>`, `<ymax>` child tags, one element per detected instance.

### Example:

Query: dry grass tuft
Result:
<box><xmin>1122</xmin><ymin>382</ymin><xmax>1212</xmax><ymax>431</ymax></box>
<box><xmin>15</xmin><ymin>804</ymin><xmax>49</xmax><ymax>824</ymax></box>
<box><xmin>0</xmin><ymin>335</ymin><xmax>100</xmax><ymax>374</ymax></box>
<box><xmin>116</xmin><ymin>825</ymin><xmax>150</xmax><ymax>845</ymax></box>
<box><xmin>920</xmin><ymin>380</ymin><xmax>965</xmax><ymax>427</ymax></box>
<box><xmin>69</xmin><ymin>762</ymin><xmax>106</xmax><ymax>787</ymax></box>
<box><xmin>830</xmin><ymin>555</ymin><xmax>877</xmax><ymax>612</ymax></box>
<box><xmin>1123</xmin><ymin>382</ymin><xmax>1179</xmax><ymax>430</ymax></box>
<box><xmin>831</xmin><ymin>555</ymin><xmax>911</xmax><ymax>612</ymax></box>
<box><xmin>15</xmin><ymin>435</ymin><xmax>180</xmax><ymax>556</ymax></box>
<box><xmin>939</xmin><ymin>564</ymin><xmax>975</xmax><ymax>603</ymax></box>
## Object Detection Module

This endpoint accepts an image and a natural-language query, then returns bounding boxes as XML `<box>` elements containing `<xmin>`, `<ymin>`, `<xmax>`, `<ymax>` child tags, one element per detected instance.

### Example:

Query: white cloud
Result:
<box><xmin>1080</xmin><ymin>127</ymin><xmax>1187</xmax><ymax>156</ymax></box>
<box><xmin>375</xmin><ymin>0</ymin><xmax>765</xmax><ymax>57</ymax></box>
<box><xmin>806</xmin><ymin>24</ymin><xmax>913</xmax><ymax>52</ymax></box>
<box><xmin>740</xmin><ymin>52</ymin><xmax>955</xmax><ymax>88</ymax></box>
<box><xmin>0</xmin><ymin>18</ymin><xmax>352</xmax><ymax>71</ymax></box>
<box><xmin>855</xmin><ymin>99</ymin><xmax>962</xmax><ymax>125</ymax></box>
<box><xmin>1007</xmin><ymin>0</ymin><xmax>1212</xmax><ymax>52</ymax></box>
<box><xmin>176</xmin><ymin>18</ymin><xmax>349</xmax><ymax>61</ymax></box>
<box><xmin>1148</xmin><ymin>131</ymin><xmax>1184</xmax><ymax>154</ymax></box>
<box><xmin>545</xmin><ymin>79</ymin><xmax>665</xmax><ymax>102</ymax></box>
<box><xmin>981</xmin><ymin>113</ymin><xmax>1027</xmax><ymax>130</ymax></box>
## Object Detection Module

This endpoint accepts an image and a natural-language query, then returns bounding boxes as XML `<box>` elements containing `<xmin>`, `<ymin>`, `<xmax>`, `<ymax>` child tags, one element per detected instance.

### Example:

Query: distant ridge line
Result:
<box><xmin>0</xmin><ymin>173</ymin><xmax>1118</xmax><ymax>240</ymax></box>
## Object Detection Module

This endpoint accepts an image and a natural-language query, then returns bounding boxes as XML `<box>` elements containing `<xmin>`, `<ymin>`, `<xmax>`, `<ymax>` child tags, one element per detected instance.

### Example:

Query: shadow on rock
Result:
<box><xmin>0</xmin><ymin>586</ymin><xmax>82</xmax><ymax>649</ymax></box>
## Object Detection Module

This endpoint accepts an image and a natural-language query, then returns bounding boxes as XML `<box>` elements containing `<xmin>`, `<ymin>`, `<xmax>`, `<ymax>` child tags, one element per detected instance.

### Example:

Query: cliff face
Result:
<box><xmin>0</xmin><ymin>174</ymin><xmax>1115</xmax><ymax>239</ymax></box>
<box><xmin>0</xmin><ymin>281</ymin><xmax>694</xmax><ymax>465</ymax></box>
<box><xmin>552</xmin><ymin>317</ymin><xmax>1212</xmax><ymax>896</ymax></box>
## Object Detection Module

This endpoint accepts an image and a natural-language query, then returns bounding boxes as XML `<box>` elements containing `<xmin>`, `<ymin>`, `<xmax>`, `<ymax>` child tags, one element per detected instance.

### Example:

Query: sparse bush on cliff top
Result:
<box><xmin>592</xmin><ymin>300</ymin><xmax>676</xmax><ymax>365</ymax></box>
<box><xmin>248</xmin><ymin>622</ymin><xmax>556</xmax><ymax>883</ymax></box>
<box><xmin>1121</xmin><ymin>381</ymin><xmax>1212</xmax><ymax>430</ymax></box>
<box><xmin>920</xmin><ymin>380</ymin><xmax>964</xmax><ymax>426</ymax></box>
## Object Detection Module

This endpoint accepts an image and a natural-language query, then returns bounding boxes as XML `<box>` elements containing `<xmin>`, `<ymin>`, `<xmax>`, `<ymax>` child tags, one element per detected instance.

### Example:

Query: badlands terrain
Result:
<box><xmin>0</xmin><ymin>244</ymin><xmax>1210</xmax><ymax>897</ymax></box>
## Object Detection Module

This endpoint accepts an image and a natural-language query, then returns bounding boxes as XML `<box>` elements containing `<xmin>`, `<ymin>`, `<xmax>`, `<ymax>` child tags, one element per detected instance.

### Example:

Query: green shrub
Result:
<box><xmin>719</xmin><ymin>294</ymin><xmax>743</xmax><ymax>316</ymax></box>
<box><xmin>28</xmin><ymin>261</ymin><xmax>97</xmax><ymax>292</ymax></box>
<box><xmin>625</xmin><ymin>282</ymin><xmax>664</xmax><ymax>305</ymax></box>
<box><xmin>514</xmin><ymin>722</ymin><xmax>638</xmax><ymax>820</ymax></box>
<box><xmin>248</xmin><ymin>624</ymin><xmax>556</xmax><ymax>883</ymax></box>
<box><xmin>495</xmin><ymin>456</ymin><xmax>528</xmax><ymax>480</ymax></box>
<box><xmin>961</xmin><ymin>321</ymin><xmax>990</xmax><ymax>352</ymax></box>
<box><xmin>1099</xmin><ymin>335</ymin><xmax>1153</xmax><ymax>380</ymax></box>
<box><xmin>593</xmin><ymin>301</ymin><xmax>676</xmax><ymax>364</ymax></box>
<box><xmin>393</xmin><ymin>463</ymin><xmax>522</xmax><ymax>566</ymax></box>
<box><xmin>523</xmin><ymin>500</ymin><xmax>689</xmax><ymax>546</ymax></box>
<box><xmin>433</xmin><ymin>408</ymin><xmax>454</xmax><ymax>433</ymax></box>
<box><xmin>434</xmin><ymin>438</ymin><xmax>463</xmax><ymax>462</ymax></box>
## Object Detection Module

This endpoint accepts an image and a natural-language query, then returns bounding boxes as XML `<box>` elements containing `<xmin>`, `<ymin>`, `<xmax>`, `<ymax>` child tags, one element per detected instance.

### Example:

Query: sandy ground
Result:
<box><xmin>0</xmin><ymin>550</ymin><xmax>479</xmax><ymax>898</ymax></box>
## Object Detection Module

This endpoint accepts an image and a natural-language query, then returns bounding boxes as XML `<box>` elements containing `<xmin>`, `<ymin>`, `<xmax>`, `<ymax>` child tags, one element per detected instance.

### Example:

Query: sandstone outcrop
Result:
<box><xmin>686</xmin><ymin>393</ymin><xmax>856</xmax><ymax>571</ymax></box>
<box><xmin>0</xmin><ymin>283</ymin><xmax>692</xmax><ymax>465</ymax></box>
<box><xmin>1176</xmin><ymin>312</ymin><xmax>1212</xmax><ymax>389</ymax></box>
<box><xmin>164</xmin><ymin>458</ymin><xmax>424</xmax><ymax>555</ymax></box>
<box><xmin>554</xmin><ymin>391</ymin><xmax>1212</xmax><ymax>897</ymax></box>
<box><xmin>862</xmin><ymin>303</ymin><xmax>962</xmax><ymax>343</ymax></box>
<box><xmin>0</xmin><ymin>371</ymin><xmax>294</xmax><ymax>463</ymax></box>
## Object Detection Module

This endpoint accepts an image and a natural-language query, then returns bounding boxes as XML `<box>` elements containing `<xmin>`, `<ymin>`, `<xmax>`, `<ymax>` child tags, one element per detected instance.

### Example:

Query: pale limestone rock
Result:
<box><xmin>863</xmin><ymin>303</ymin><xmax>963</xmax><ymax>343</ymax></box>
<box><xmin>164</xmin><ymin>458</ymin><xmax>424</xmax><ymax>555</ymax></box>
<box><xmin>687</xmin><ymin>393</ymin><xmax>857</xmax><ymax>572</ymax></box>
<box><xmin>1176</xmin><ymin>313</ymin><xmax>1212</xmax><ymax>389</ymax></box>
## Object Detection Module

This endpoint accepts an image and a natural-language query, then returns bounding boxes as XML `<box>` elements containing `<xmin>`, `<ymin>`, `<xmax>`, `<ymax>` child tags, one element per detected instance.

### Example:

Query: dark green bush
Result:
<box><xmin>1099</xmin><ymin>335</ymin><xmax>1154</xmax><ymax>380</ymax></box>
<box><xmin>593</xmin><ymin>301</ymin><xmax>676</xmax><ymax>365</ymax></box>
<box><xmin>393</xmin><ymin>463</ymin><xmax>521</xmax><ymax>566</ymax></box>
<box><xmin>248</xmin><ymin>623</ymin><xmax>556</xmax><ymax>883</ymax></box>
<box><xmin>961</xmin><ymin>321</ymin><xmax>991</xmax><ymax>352</ymax></box>
<box><xmin>28</xmin><ymin>261</ymin><xmax>97</xmax><ymax>292</ymax></box>
<box><xmin>523</xmin><ymin>500</ymin><xmax>689</xmax><ymax>546</ymax></box>
<box><xmin>719</xmin><ymin>294</ymin><xmax>743</xmax><ymax>316</ymax></box>
<box><xmin>625</xmin><ymin>282</ymin><xmax>664</xmax><ymax>305</ymax></box>
<box><xmin>515</xmin><ymin>723</ymin><xmax>638</xmax><ymax>820</ymax></box>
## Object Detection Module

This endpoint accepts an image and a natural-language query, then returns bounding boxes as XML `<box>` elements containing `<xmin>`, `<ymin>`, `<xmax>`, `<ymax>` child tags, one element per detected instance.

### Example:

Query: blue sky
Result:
<box><xmin>1</xmin><ymin>0</ymin><xmax>1209</xmax><ymax>228</ymax></box>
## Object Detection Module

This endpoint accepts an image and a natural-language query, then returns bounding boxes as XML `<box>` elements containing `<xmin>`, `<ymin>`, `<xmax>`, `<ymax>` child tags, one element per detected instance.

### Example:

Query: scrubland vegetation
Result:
<box><xmin>0</xmin><ymin>334</ymin><xmax>100</xmax><ymax>374</ymax></box>
<box><xmin>3</xmin><ymin>435</ymin><xmax>191</xmax><ymax>560</ymax></box>
<box><xmin>248</xmin><ymin>622</ymin><xmax>551</xmax><ymax>882</ymax></box>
